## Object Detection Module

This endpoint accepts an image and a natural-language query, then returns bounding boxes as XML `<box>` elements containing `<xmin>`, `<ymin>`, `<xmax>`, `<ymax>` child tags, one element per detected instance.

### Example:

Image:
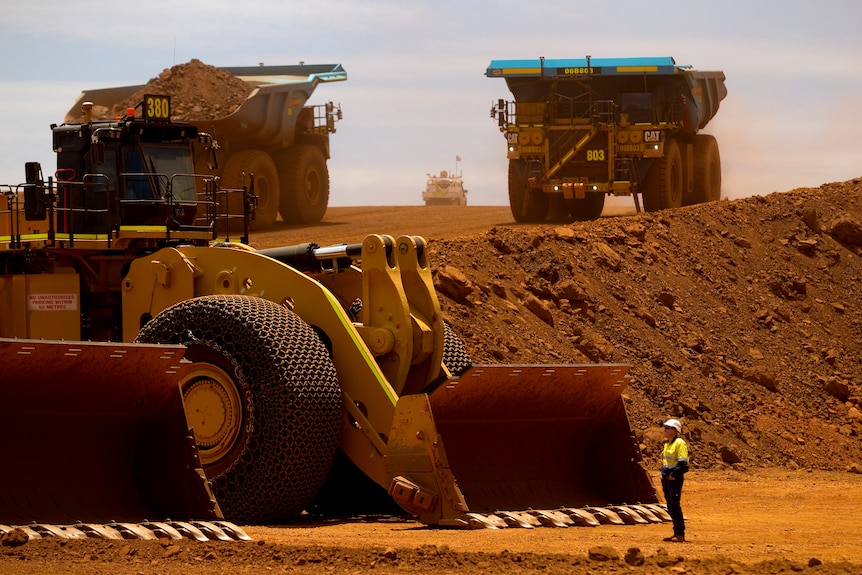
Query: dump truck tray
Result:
<box><xmin>64</xmin><ymin>63</ymin><xmax>347</xmax><ymax>147</ymax></box>
<box><xmin>486</xmin><ymin>56</ymin><xmax>727</xmax><ymax>133</ymax></box>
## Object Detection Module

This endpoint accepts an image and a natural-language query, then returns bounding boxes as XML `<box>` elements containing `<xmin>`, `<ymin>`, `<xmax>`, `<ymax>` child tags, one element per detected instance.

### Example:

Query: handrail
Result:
<box><xmin>0</xmin><ymin>172</ymin><xmax>253</xmax><ymax>248</ymax></box>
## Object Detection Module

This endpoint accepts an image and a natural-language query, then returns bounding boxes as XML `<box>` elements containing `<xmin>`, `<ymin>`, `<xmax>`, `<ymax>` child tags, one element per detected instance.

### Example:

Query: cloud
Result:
<box><xmin>1</xmin><ymin>0</ymin><xmax>861</xmax><ymax>206</ymax></box>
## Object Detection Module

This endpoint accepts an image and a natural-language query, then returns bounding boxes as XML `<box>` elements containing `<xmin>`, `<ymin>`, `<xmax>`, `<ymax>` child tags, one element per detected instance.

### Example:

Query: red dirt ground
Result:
<box><xmin>6</xmin><ymin>181</ymin><xmax>862</xmax><ymax>574</ymax></box>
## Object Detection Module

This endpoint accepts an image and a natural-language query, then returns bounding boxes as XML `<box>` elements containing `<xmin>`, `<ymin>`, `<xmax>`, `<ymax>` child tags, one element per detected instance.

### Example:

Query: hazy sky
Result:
<box><xmin>1</xmin><ymin>0</ymin><xmax>860</xmax><ymax>207</ymax></box>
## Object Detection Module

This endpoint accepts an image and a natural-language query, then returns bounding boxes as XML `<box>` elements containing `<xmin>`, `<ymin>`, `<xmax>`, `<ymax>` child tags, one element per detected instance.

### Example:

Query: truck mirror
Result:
<box><xmin>25</xmin><ymin>161</ymin><xmax>42</xmax><ymax>184</ymax></box>
<box><xmin>208</xmin><ymin>146</ymin><xmax>219</xmax><ymax>171</ymax></box>
<box><xmin>23</xmin><ymin>162</ymin><xmax>47</xmax><ymax>221</ymax></box>
<box><xmin>198</xmin><ymin>131</ymin><xmax>220</xmax><ymax>171</ymax></box>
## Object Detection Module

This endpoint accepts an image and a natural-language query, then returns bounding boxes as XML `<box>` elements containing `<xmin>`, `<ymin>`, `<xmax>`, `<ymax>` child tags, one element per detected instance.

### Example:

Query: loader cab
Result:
<box><xmin>115</xmin><ymin>139</ymin><xmax>199</xmax><ymax>226</ymax></box>
<box><xmin>52</xmin><ymin>95</ymin><xmax>201</xmax><ymax>235</ymax></box>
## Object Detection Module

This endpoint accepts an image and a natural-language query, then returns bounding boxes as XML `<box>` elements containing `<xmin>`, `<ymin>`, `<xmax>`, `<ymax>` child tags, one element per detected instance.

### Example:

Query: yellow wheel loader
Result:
<box><xmin>0</xmin><ymin>96</ymin><xmax>663</xmax><ymax>538</ymax></box>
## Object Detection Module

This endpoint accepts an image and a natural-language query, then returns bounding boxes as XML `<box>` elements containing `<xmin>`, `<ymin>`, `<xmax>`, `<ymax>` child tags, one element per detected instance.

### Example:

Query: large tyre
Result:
<box><xmin>642</xmin><ymin>138</ymin><xmax>683</xmax><ymax>212</ymax></box>
<box><xmin>508</xmin><ymin>159</ymin><xmax>549</xmax><ymax>222</ymax></box>
<box><xmin>567</xmin><ymin>193</ymin><xmax>606</xmax><ymax>221</ymax></box>
<box><xmin>690</xmin><ymin>134</ymin><xmax>721</xmax><ymax>204</ymax></box>
<box><xmin>134</xmin><ymin>295</ymin><xmax>341</xmax><ymax>524</ymax></box>
<box><xmin>278</xmin><ymin>144</ymin><xmax>329</xmax><ymax>224</ymax></box>
<box><xmin>547</xmin><ymin>194</ymin><xmax>574</xmax><ymax>223</ymax></box>
<box><xmin>221</xmin><ymin>150</ymin><xmax>281</xmax><ymax>230</ymax></box>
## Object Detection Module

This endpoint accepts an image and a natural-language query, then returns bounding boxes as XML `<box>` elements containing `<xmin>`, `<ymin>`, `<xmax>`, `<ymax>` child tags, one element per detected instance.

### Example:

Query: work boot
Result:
<box><xmin>662</xmin><ymin>535</ymin><xmax>686</xmax><ymax>543</ymax></box>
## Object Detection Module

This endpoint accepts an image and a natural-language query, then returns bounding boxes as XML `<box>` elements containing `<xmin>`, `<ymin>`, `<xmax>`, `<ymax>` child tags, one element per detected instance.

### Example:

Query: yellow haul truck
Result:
<box><xmin>0</xmin><ymin>96</ymin><xmax>665</xmax><ymax>538</ymax></box>
<box><xmin>488</xmin><ymin>56</ymin><xmax>727</xmax><ymax>222</ymax></box>
<box><xmin>66</xmin><ymin>63</ymin><xmax>346</xmax><ymax>230</ymax></box>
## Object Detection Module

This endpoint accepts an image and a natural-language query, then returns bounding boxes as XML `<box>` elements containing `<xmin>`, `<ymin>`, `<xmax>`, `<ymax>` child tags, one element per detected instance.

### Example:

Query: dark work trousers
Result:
<box><xmin>661</xmin><ymin>474</ymin><xmax>685</xmax><ymax>536</ymax></box>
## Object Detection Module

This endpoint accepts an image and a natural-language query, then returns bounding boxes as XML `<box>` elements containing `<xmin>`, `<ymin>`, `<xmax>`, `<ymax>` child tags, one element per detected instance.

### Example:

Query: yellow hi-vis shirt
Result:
<box><xmin>662</xmin><ymin>437</ymin><xmax>689</xmax><ymax>471</ymax></box>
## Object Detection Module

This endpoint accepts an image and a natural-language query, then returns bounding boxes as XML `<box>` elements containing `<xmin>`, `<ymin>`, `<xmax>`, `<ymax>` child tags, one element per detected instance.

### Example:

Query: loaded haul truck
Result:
<box><xmin>65</xmin><ymin>62</ymin><xmax>346</xmax><ymax>230</ymax></box>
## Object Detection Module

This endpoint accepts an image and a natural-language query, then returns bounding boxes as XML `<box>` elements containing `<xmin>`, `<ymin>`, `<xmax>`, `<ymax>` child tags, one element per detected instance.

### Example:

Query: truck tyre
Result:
<box><xmin>508</xmin><ymin>159</ymin><xmax>548</xmax><ymax>222</ymax></box>
<box><xmin>134</xmin><ymin>295</ymin><xmax>341</xmax><ymax>524</ymax></box>
<box><xmin>568</xmin><ymin>193</ymin><xmax>606</xmax><ymax>221</ymax></box>
<box><xmin>279</xmin><ymin>144</ymin><xmax>329</xmax><ymax>225</ymax></box>
<box><xmin>221</xmin><ymin>150</ymin><xmax>281</xmax><ymax>230</ymax></box>
<box><xmin>643</xmin><ymin>138</ymin><xmax>683</xmax><ymax>212</ymax></box>
<box><xmin>691</xmin><ymin>134</ymin><xmax>721</xmax><ymax>204</ymax></box>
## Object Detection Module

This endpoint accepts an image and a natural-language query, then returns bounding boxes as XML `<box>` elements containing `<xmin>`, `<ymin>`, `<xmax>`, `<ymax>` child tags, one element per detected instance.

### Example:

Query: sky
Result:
<box><xmin>1</xmin><ymin>0</ymin><xmax>860</xmax><ymax>207</ymax></box>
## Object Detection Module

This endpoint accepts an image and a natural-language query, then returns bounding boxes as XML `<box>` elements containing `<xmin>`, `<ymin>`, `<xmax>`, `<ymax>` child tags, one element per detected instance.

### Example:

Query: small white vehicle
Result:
<box><xmin>422</xmin><ymin>168</ymin><xmax>468</xmax><ymax>206</ymax></box>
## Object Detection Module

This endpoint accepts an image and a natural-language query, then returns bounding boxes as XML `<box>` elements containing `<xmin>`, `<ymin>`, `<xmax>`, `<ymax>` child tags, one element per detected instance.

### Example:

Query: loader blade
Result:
<box><xmin>0</xmin><ymin>338</ymin><xmax>220</xmax><ymax>526</ymax></box>
<box><xmin>428</xmin><ymin>365</ymin><xmax>657</xmax><ymax>513</ymax></box>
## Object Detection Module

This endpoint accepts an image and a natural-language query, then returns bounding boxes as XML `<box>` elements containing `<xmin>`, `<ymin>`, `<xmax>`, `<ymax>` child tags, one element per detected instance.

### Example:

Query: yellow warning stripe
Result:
<box><xmin>500</xmin><ymin>67</ymin><xmax>543</xmax><ymax>75</ymax></box>
<box><xmin>118</xmin><ymin>227</ymin><xmax>214</xmax><ymax>240</ymax></box>
<box><xmin>54</xmin><ymin>233</ymin><xmax>110</xmax><ymax>240</ymax></box>
<box><xmin>1</xmin><ymin>233</ymin><xmax>51</xmax><ymax>241</ymax></box>
<box><xmin>616</xmin><ymin>66</ymin><xmax>659</xmax><ymax>73</ymax></box>
<box><xmin>1</xmin><ymin>233</ymin><xmax>111</xmax><ymax>243</ymax></box>
<box><xmin>119</xmin><ymin>225</ymin><xmax>169</xmax><ymax>232</ymax></box>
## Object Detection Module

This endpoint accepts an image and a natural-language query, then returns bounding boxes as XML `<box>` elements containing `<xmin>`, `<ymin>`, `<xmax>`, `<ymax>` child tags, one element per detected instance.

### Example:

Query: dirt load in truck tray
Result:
<box><xmin>84</xmin><ymin>59</ymin><xmax>253</xmax><ymax>122</ymax></box>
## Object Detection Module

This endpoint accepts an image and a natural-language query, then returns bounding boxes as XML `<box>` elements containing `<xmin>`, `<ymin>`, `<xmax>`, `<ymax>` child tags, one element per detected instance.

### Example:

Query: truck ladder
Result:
<box><xmin>546</xmin><ymin>127</ymin><xmax>597</xmax><ymax>180</ymax></box>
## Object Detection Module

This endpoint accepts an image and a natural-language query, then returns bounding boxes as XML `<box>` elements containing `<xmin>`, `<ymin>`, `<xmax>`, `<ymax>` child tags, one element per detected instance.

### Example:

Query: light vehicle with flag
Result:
<box><xmin>422</xmin><ymin>156</ymin><xmax>468</xmax><ymax>206</ymax></box>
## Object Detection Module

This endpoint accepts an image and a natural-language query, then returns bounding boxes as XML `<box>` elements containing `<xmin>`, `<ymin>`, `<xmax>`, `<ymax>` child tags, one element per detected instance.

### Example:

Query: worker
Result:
<box><xmin>661</xmin><ymin>418</ymin><xmax>689</xmax><ymax>542</ymax></box>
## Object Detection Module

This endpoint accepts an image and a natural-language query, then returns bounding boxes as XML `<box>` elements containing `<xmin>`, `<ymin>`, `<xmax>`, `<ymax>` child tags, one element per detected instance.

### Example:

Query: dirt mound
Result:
<box><xmin>429</xmin><ymin>179</ymin><xmax>862</xmax><ymax>474</ymax></box>
<box><xmin>4</xmin><ymin>182</ymin><xmax>862</xmax><ymax>574</ymax></box>
<box><xmin>100</xmin><ymin>58</ymin><xmax>252</xmax><ymax>121</ymax></box>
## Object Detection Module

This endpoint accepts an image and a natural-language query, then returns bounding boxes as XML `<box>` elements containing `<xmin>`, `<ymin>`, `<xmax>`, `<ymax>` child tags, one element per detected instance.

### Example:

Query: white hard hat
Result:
<box><xmin>664</xmin><ymin>419</ymin><xmax>682</xmax><ymax>432</ymax></box>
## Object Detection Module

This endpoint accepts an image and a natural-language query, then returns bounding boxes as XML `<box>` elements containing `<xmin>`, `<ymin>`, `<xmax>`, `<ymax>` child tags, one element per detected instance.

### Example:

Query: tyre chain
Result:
<box><xmin>442</xmin><ymin>322</ymin><xmax>472</xmax><ymax>377</ymax></box>
<box><xmin>136</xmin><ymin>295</ymin><xmax>341</xmax><ymax>524</ymax></box>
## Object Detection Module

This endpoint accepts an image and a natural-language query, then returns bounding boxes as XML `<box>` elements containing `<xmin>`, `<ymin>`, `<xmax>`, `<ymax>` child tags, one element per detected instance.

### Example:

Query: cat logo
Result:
<box><xmin>644</xmin><ymin>130</ymin><xmax>661</xmax><ymax>142</ymax></box>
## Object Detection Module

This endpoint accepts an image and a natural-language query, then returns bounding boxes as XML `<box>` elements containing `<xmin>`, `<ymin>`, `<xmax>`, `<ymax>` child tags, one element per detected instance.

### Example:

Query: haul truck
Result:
<box><xmin>487</xmin><ymin>56</ymin><xmax>727</xmax><ymax>222</ymax></box>
<box><xmin>0</xmin><ymin>95</ymin><xmax>667</xmax><ymax>539</ymax></box>
<box><xmin>65</xmin><ymin>63</ymin><xmax>346</xmax><ymax>230</ymax></box>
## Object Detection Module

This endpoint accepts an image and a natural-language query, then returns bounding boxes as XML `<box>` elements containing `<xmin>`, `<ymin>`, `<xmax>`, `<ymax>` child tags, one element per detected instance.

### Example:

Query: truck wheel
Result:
<box><xmin>547</xmin><ymin>194</ymin><xmax>573</xmax><ymax>222</ymax></box>
<box><xmin>691</xmin><ymin>134</ymin><xmax>721</xmax><ymax>204</ymax></box>
<box><xmin>134</xmin><ymin>295</ymin><xmax>341</xmax><ymax>524</ymax></box>
<box><xmin>568</xmin><ymin>193</ymin><xmax>606</xmax><ymax>221</ymax></box>
<box><xmin>278</xmin><ymin>144</ymin><xmax>329</xmax><ymax>224</ymax></box>
<box><xmin>508</xmin><ymin>160</ymin><xmax>548</xmax><ymax>222</ymax></box>
<box><xmin>221</xmin><ymin>150</ymin><xmax>281</xmax><ymax>230</ymax></box>
<box><xmin>643</xmin><ymin>138</ymin><xmax>683</xmax><ymax>212</ymax></box>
